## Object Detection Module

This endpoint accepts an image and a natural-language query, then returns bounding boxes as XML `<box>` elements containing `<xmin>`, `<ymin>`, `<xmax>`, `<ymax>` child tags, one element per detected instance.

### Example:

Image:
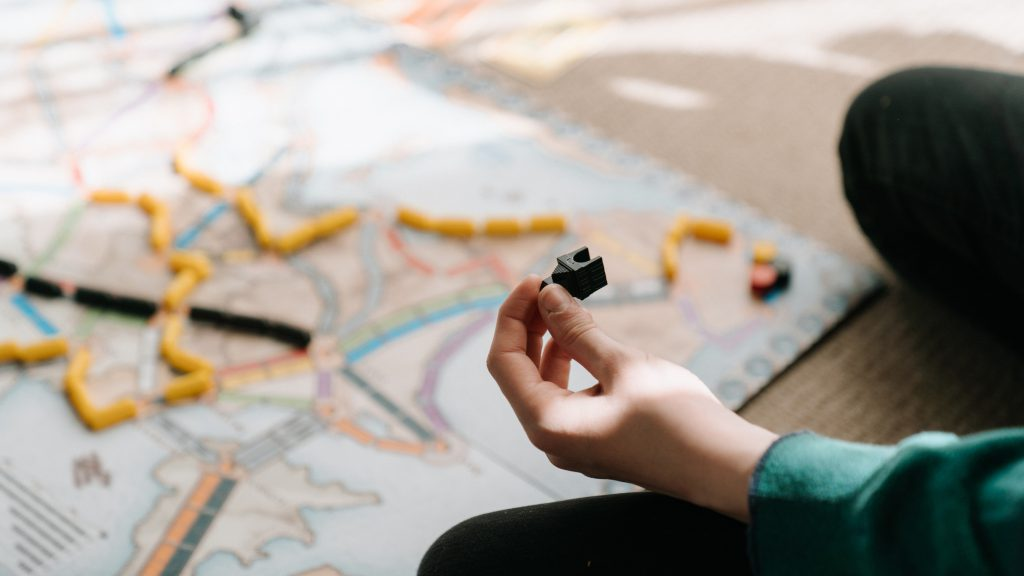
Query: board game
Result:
<box><xmin>0</xmin><ymin>1</ymin><xmax>880</xmax><ymax>574</ymax></box>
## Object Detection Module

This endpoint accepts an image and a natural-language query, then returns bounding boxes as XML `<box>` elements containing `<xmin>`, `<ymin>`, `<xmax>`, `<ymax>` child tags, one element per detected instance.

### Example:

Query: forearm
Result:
<box><xmin>749</xmin><ymin>429</ymin><xmax>1024</xmax><ymax>575</ymax></box>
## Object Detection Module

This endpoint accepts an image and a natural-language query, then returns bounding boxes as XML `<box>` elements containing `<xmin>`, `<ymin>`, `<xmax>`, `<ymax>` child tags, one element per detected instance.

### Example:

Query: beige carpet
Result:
<box><xmin>456</xmin><ymin>4</ymin><xmax>1024</xmax><ymax>443</ymax></box>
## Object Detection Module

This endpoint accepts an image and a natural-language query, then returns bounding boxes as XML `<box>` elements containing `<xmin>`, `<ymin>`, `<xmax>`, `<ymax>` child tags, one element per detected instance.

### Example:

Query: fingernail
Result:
<box><xmin>541</xmin><ymin>284</ymin><xmax>573</xmax><ymax>313</ymax></box>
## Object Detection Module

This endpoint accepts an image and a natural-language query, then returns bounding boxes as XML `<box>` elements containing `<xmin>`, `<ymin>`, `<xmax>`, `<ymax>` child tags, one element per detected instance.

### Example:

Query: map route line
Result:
<box><xmin>418</xmin><ymin>311</ymin><xmax>494</xmax><ymax>432</ymax></box>
<box><xmin>385</xmin><ymin>227</ymin><xmax>433</xmax><ymax>274</ymax></box>
<box><xmin>677</xmin><ymin>295</ymin><xmax>767</xmax><ymax>350</ymax></box>
<box><xmin>338</xmin><ymin>221</ymin><xmax>383</xmax><ymax>337</ymax></box>
<box><xmin>140</xmin><ymin>472</ymin><xmax>237</xmax><ymax>576</ymax></box>
<box><xmin>174</xmin><ymin>202</ymin><xmax>230</xmax><ymax>249</ymax></box>
<box><xmin>341</xmin><ymin>366</ymin><xmax>436</xmax><ymax>443</ymax></box>
<box><xmin>77</xmin><ymin>82</ymin><xmax>160</xmax><ymax>152</ymax></box>
<box><xmin>234</xmin><ymin>412</ymin><xmax>323</xmax><ymax>470</ymax></box>
<box><xmin>28</xmin><ymin>61</ymin><xmax>67</xmax><ymax>156</ymax></box>
<box><xmin>10</xmin><ymin>294</ymin><xmax>59</xmax><ymax>336</ymax></box>
<box><xmin>149</xmin><ymin>415</ymin><xmax>218</xmax><ymax>463</ymax></box>
<box><xmin>288</xmin><ymin>255</ymin><xmax>338</xmax><ymax>333</ymax></box>
<box><xmin>218</xmin><ymin>351</ymin><xmax>312</xmax><ymax>390</ymax></box>
<box><xmin>100</xmin><ymin>0</ymin><xmax>125</xmax><ymax>39</ymax></box>
<box><xmin>340</xmin><ymin>284</ymin><xmax>506</xmax><ymax>364</ymax></box>
<box><xmin>25</xmin><ymin>202</ymin><xmax>86</xmax><ymax>275</ymax></box>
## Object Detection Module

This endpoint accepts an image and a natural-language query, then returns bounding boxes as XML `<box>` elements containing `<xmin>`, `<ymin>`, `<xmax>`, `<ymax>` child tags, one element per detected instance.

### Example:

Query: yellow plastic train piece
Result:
<box><xmin>169</xmin><ymin>251</ymin><xmax>212</xmax><ymax>280</ymax></box>
<box><xmin>312</xmin><ymin>207</ymin><xmax>359</xmax><ymax>238</ymax></box>
<box><xmin>150</xmin><ymin>211</ymin><xmax>172</xmax><ymax>252</ymax></box>
<box><xmin>752</xmin><ymin>241</ymin><xmax>777</xmax><ymax>264</ymax></box>
<box><xmin>165</xmin><ymin>347</ymin><xmax>214</xmax><ymax>374</ymax></box>
<box><xmin>64</xmin><ymin>349</ymin><xmax>138</xmax><ymax>431</ymax></box>
<box><xmin>528</xmin><ymin>214</ymin><xmax>567</xmax><ymax>233</ymax></box>
<box><xmin>0</xmin><ymin>341</ymin><xmax>17</xmax><ymax>363</ymax></box>
<box><xmin>164</xmin><ymin>370</ymin><xmax>213</xmax><ymax>402</ymax></box>
<box><xmin>690</xmin><ymin>219</ymin><xmax>733</xmax><ymax>244</ymax></box>
<box><xmin>483</xmin><ymin>218</ymin><xmax>523</xmax><ymax>236</ymax></box>
<box><xmin>235</xmin><ymin>189</ymin><xmax>273</xmax><ymax>248</ymax></box>
<box><xmin>661</xmin><ymin>240</ymin><xmax>679</xmax><ymax>282</ymax></box>
<box><xmin>274</xmin><ymin>223</ymin><xmax>319</xmax><ymax>254</ymax></box>
<box><xmin>434</xmin><ymin>218</ymin><xmax>475</xmax><ymax>238</ymax></box>
<box><xmin>89</xmin><ymin>189</ymin><xmax>134</xmax><ymax>204</ymax></box>
<box><xmin>667</xmin><ymin>215</ymin><xmax>689</xmax><ymax>244</ymax></box>
<box><xmin>137</xmin><ymin>193</ymin><xmax>165</xmax><ymax>216</ymax></box>
<box><xmin>16</xmin><ymin>338</ymin><xmax>68</xmax><ymax>363</ymax></box>
<box><xmin>161</xmin><ymin>316</ymin><xmax>183</xmax><ymax>356</ymax></box>
<box><xmin>184</xmin><ymin>170</ymin><xmax>224</xmax><ymax>196</ymax></box>
<box><xmin>397</xmin><ymin>207</ymin><xmax>434</xmax><ymax>231</ymax></box>
<box><xmin>163</xmin><ymin>269</ymin><xmax>200</xmax><ymax>310</ymax></box>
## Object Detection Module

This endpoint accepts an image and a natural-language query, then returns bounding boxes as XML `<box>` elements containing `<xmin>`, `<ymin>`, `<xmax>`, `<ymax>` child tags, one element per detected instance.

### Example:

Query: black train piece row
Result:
<box><xmin>540</xmin><ymin>246</ymin><xmax>608</xmax><ymax>301</ymax></box>
<box><xmin>189</xmin><ymin>306</ymin><xmax>311</xmax><ymax>349</ymax></box>
<box><xmin>73</xmin><ymin>287</ymin><xmax>159</xmax><ymax>319</ymax></box>
<box><xmin>0</xmin><ymin>258</ymin><xmax>311</xmax><ymax>349</ymax></box>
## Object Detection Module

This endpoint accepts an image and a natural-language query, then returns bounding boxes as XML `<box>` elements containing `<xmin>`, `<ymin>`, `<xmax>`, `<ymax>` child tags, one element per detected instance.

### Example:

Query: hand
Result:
<box><xmin>486</xmin><ymin>275</ymin><xmax>778</xmax><ymax>522</ymax></box>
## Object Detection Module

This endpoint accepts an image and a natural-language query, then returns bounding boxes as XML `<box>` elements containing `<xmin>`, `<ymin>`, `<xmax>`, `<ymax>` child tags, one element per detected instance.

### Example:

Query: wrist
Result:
<box><xmin>653</xmin><ymin>397</ymin><xmax>777</xmax><ymax>522</ymax></box>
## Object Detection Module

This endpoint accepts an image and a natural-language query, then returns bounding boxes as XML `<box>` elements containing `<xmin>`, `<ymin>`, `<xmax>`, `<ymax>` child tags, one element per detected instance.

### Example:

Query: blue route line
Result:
<box><xmin>338</xmin><ymin>222</ymin><xmax>382</xmax><ymax>337</ymax></box>
<box><xmin>345</xmin><ymin>294</ymin><xmax>504</xmax><ymax>364</ymax></box>
<box><xmin>174</xmin><ymin>202</ymin><xmax>229</xmax><ymax>249</ymax></box>
<box><xmin>100</xmin><ymin>0</ymin><xmax>126</xmax><ymax>39</ymax></box>
<box><xmin>11</xmin><ymin>294</ymin><xmax>58</xmax><ymax>336</ymax></box>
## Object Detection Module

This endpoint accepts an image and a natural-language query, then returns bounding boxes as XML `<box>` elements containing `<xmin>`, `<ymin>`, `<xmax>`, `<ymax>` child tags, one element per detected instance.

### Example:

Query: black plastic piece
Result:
<box><xmin>75</xmin><ymin>287</ymin><xmax>157</xmax><ymax>318</ymax></box>
<box><xmin>188</xmin><ymin>306</ymin><xmax>226</xmax><ymax>324</ymax></box>
<box><xmin>188</xmin><ymin>306</ymin><xmax>311</xmax><ymax>348</ymax></box>
<box><xmin>0</xmin><ymin>259</ymin><xmax>17</xmax><ymax>279</ymax></box>
<box><xmin>111</xmin><ymin>295</ymin><xmax>158</xmax><ymax>318</ymax></box>
<box><xmin>226</xmin><ymin>314</ymin><xmax>271</xmax><ymax>335</ymax></box>
<box><xmin>167</xmin><ymin>5</ymin><xmax>257</xmax><ymax>78</ymax></box>
<box><xmin>24</xmin><ymin>276</ymin><xmax>64</xmax><ymax>298</ymax></box>
<box><xmin>540</xmin><ymin>246</ymin><xmax>607</xmax><ymax>301</ymax></box>
<box><xmin>74</xmin><ymin>287</ymin><xmax>114</xmax><ymax>308</ymax></box>
<box><xmin>772</xmin><ymin>258</ymin><xmax>791</xmax><ymax>291</ymax></box>
<box><xmin>267</xmin><ymin>323</ymin><xmax>312</xmax><ymax>349</ymax></box>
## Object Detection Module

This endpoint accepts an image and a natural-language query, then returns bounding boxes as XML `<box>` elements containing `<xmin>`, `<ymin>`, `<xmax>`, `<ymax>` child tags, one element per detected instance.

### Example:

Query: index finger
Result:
<box><xmin>487</xmin><ymin>275</ymin><xmax>567</xmax><ymax>421</ymax></box>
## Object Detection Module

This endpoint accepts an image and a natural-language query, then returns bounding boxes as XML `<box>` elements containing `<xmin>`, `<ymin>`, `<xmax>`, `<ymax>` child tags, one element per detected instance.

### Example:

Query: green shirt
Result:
<box><xmin>749</xmin><ymin>429</ymin><xmax>1024</xmax><ymax>575</ymax></box>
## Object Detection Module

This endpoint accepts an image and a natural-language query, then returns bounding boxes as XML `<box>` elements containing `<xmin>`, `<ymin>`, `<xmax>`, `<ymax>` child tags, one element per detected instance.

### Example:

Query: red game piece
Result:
<box><xmin>750</xmin><ymin>263</ymin><xmax>778</xmax><ymax>298</ymax></box>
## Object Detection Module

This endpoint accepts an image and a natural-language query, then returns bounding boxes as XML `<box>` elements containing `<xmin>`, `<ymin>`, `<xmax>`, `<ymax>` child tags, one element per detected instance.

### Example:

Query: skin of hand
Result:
<box><xmin>487</xmin><ymin>275</ymin><xmax>779</xmax><ymax>522</ymax></box>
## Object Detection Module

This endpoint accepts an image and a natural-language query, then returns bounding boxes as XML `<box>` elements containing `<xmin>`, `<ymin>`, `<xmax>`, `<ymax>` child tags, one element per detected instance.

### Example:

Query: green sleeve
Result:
<box><xmin>748</xmin><ymin>429</ymin><xmax>1024</xmax><ymax>575</ymax></box>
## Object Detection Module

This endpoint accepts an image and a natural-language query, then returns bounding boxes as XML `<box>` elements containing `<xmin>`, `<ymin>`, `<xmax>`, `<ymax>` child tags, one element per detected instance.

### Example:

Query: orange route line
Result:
<box><xmin>217</xmin><ymin>350</ymin><xmax>309</xmax><ymax>377</ymax></box>
<box><xmin>333</xmin><ymin>418</ymin><xmax>441</xmax><ymax>456</ymax></box>
<box><xmin>386</xmin><ymin>227</ymin><xmax>434</xmax><ymax>274</ymax></box>
<box><xmin>140</xmin><ymin>472</ymin><xmax>230</xmax><ymax>576</ymax></box>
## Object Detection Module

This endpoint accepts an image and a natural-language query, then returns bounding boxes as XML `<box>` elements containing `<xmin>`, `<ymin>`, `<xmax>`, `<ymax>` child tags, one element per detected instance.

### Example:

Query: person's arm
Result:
<box><xmin>751</xmin><ymin>429</ymin><xmax>1024</xmax><ymax>575</ymax></box>
<box><xmin>488</xmin><ymin>275</ymin><xmax>1024</xmax><ymax>575</ymax></box>
<box><xmin>486</xmin><ymin>275</ymin><xmax>777</xmax><ymax>521</ymax></box>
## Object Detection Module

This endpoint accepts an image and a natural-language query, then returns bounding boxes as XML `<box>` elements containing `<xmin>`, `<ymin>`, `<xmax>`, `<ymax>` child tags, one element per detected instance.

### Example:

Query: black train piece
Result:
<box><xmin>540</xmin><ymin>246</ymin><xmax>607</xmax><ymax>301</ymax></box>
<box><xmin>772</xmin><ymin>258</ymin><xmax>792</xmax><ymax>291</ymax></box>
<box><xmin>0</xmin><ymin>259</ymin><xmax>17</xmax><ymax>279</ymax></box>
<box><xmin>24</xmin><ymin>276</ymin><xmax>64</xmax><ymax>298</ymax></box>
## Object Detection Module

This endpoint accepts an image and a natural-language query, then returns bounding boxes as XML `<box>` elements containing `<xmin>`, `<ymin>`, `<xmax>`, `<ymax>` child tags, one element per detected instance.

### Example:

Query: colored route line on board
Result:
<box><xmin>140</xmin><ymin>473</ymin><xmax>237</xmax><ymax>576</ymax></box>
<box><xmin>174</xmin><ymin>202</ymin><xmax>229</xmax><ymax>249</ymax></box>
<box><xmin>339</xmin><ymin>284</ymin><xmax>506</xmax><ymax>364</ymax></box>
<box><xmin>418</xmin><ymin>311</ymin><xmax>494</xmax><ymax>432</ymax></box>
<box><xmin>10</xmin><ymin>294</ymin><xmax>59</xmax><ymax>336</ymax></box>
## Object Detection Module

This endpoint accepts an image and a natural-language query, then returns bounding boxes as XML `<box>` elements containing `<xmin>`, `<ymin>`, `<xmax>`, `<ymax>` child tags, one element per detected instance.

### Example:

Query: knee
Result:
<box><xmin>840</xmin><ymin>67</ymin><xmax>945</xmax><ymax>178</ymax></box>
<box><xmin>418</xmin><ymin>511</ymin><xmax>502</xmax><ymax>576</ymax></box>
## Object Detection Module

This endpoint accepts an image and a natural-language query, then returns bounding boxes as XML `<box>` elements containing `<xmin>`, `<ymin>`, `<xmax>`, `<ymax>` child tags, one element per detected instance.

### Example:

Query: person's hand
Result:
<box><xmin>486</xmin><ymin>275</ymin><xmax>778</xmax><ymax>522</ymax></box>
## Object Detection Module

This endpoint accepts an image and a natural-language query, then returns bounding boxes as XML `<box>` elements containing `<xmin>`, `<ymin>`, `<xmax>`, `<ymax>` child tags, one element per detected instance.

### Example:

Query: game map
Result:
<box><xmin>0</xmin><ymin>1</ymin><xmax>880</xmax><ymax>574</ymax></box>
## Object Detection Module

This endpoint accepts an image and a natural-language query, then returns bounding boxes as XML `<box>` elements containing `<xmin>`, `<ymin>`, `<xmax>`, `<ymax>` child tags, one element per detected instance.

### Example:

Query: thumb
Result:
<box><xmin>538</xmin><ymin>283</ymin><xmax>632</xmax><ymax>383</ymax></box>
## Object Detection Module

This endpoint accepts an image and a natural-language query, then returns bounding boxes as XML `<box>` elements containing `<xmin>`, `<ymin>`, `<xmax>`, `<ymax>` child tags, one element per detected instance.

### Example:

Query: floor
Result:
<box><xmin>438</xmin><ymin>0</ymin><xmax>1024</xmax><ymax>443</ymax></box>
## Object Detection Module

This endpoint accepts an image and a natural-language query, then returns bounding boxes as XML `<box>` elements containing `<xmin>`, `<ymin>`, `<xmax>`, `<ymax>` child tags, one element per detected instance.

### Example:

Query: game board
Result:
<box><xmin>0</xmin><ymin>1</ymin><xmax>880</xmax><ymax>574</ymax></box>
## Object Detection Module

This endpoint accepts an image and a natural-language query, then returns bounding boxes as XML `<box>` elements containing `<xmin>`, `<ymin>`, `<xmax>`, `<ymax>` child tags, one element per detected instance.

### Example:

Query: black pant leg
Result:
<box><xmin>839</xmin><ymin>67</ymin><xmax>1024</xmax><ymax>336</ymax></box>
<box><xmin>418</xmin><ymin>492</ymin><xmax>750</xmax><ymax>576</ymax></box>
